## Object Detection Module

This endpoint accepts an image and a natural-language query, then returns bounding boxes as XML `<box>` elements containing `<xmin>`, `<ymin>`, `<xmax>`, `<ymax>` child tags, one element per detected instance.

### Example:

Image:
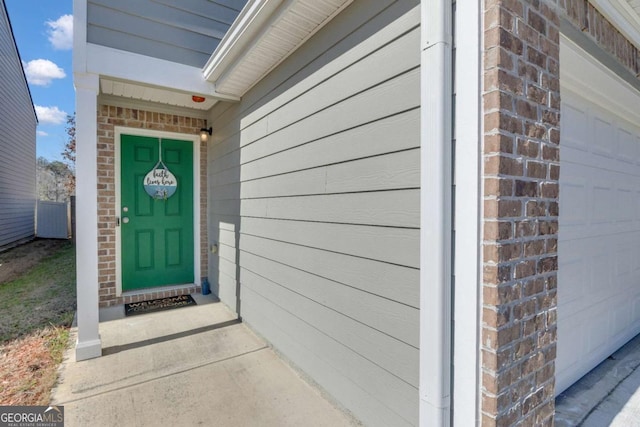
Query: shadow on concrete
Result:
<box><xmin>102</xmin><ymin>318</ymin><xmax>241</xmax><ymax>356</ymax></box>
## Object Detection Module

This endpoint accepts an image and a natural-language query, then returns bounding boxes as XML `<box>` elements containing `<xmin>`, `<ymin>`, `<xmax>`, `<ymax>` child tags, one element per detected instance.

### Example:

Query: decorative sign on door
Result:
<box><xmin>143</xmin><ymin>139</ymin><xmax>178</xmax><ymax>200</ymax></box>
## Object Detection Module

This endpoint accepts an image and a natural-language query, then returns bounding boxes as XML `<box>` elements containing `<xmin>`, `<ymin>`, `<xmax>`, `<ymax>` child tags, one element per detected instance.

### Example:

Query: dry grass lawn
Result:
<box><xmin>0</xmin><ymin>327</ymin><xmax>69</xmax><ymax>405</ymax></box>
<box><xmin>0</xmin><ymin>239</ymin><xmax>75</xmax><ymax>405</ymax></box>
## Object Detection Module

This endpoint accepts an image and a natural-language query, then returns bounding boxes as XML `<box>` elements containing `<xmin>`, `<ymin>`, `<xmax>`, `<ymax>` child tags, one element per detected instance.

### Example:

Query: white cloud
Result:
<box><xmin>23</xmin><ymin>59</ymin><xmax>66</xmax><ymax>86</ymax></box>
<box><xmin>37</xmin><ymin>131</ymin><xmax>49</xmax><ymax>137</ymax></box>
<box><xmin>35</xmin><ymin>106</ymin><xmax>67</xmax><ymax>125</ymax></box>
<box><xmin>47</xmin><ymin>15</ymin><xmax>73</xmax><ymax>50</ymax></box>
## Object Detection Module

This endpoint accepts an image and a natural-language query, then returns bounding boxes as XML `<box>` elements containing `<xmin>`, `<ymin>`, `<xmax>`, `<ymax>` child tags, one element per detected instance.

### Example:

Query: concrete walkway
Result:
<box><xmin>556</xmin><ymin>334</ymin><xmax>640</xmax><ymax>426</ymax></box>
<box><xmin>52</xmin><ymin>294</ymin><xmax>359</xmax><ymax>427</ymax></box>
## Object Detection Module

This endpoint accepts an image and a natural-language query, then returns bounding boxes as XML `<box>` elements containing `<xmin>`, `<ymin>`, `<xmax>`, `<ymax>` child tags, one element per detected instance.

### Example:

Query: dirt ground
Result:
<box><xmin>0</xmin><ymin>239</ymin><xmax>69</xmax><ymax>284</ymax></box>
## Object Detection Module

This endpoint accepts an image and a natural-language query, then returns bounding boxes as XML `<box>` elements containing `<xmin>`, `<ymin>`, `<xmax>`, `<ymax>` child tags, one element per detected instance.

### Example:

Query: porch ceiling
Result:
<box><xmin>203</xmin><ymin>0</ymin><xmax>353</xmax><ymax>98</ymax></box>
<box><xmin>99</xmin><ymin>77</ymin><xmax>218</xmax><ymax>111</ymax></box>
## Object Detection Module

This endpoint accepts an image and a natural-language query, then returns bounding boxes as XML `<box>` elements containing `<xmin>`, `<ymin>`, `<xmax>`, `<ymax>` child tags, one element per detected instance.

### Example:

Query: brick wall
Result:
<box><xmin>96</xmin><ymin>105</ymin><xmax>208</xmax><ymax>307</ymax></box>
<box><xmin>559</xmin><ymin>0</ymin><xmax>639</xmax><ymax>76</ymax></box>
<box><xmin>481</xmin><ymin>0</ymin><xmax>560</xmax><ymax>425</ymax></box>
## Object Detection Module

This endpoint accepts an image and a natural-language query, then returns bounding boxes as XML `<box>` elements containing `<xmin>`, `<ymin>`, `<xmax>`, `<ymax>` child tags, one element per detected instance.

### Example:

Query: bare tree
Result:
<box><xmin>62</xmin><ymin>113</ymin><xmax>76</xmax><ymax>194</ymax></box>
<box><xmin>37</xmin><ymin>157</ymin><xmax>74</xmax><ymax>202</ymax></box>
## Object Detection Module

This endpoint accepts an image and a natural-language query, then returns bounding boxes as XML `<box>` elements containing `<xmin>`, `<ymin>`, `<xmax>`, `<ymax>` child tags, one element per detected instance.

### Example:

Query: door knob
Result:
<box><xmin>122</xmin><ymin>217</ymin><xmax>130</xmax><ymax>224</ymax></box>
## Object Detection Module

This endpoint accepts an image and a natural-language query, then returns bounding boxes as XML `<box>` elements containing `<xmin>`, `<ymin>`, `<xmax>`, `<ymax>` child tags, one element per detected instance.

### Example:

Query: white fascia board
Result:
<box><xmin>202</xmin><ymin>0</ymin><xmax>283</xmax><ymax>82</ymax></box>
<box><xmin>561</xmin><ymin>35</ymin><xmax>640</xmax><ymax>124</ymax></box>
<box><xmin>86</xmin><ymin>43</ymin><xmax>240</xmax><ymax>102</ymax></box>
<box><xmin>589</xmin><ymin>0</ymin><xmax>640</xmax><ymax>49</ymax></box>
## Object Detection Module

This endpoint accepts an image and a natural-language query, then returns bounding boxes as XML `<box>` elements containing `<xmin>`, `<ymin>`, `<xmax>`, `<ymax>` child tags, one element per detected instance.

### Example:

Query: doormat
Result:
<box><xmin>124</xmin><ymin>294</ymin><xmax>197</xmax><ymax>317</ymax></box>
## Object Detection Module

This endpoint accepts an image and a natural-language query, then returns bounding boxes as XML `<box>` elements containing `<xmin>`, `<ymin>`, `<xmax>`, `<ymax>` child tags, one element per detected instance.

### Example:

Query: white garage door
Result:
<box><xmin>557</xmin><ymin>38</ymin><xmax>640</xmax><ymax>393</ymax></box>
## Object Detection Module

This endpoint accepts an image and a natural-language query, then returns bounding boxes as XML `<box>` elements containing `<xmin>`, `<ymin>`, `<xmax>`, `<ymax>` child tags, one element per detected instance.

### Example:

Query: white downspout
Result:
<box><xmin>419</xmin><ymin>0</ymin><xmax>453</xmax><ymax>425</ymax></box>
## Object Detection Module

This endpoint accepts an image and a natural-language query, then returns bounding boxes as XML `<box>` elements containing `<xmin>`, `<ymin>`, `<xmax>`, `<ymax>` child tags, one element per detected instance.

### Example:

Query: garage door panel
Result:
<box><xmin>617</xmin><ymin>128</ymin><xmax>638</xmax><ymax>164</ymax></box>
<box><xmin>558</xmin><ymin>88</ymin><xmax>640</xmax><ymax>394</ymax></box>
<box><xmin>633</xmin><ymin>296</ymin><xmax>640</xmax><ymax>328</ymax></box>
<box><xmin>586</xmin><ymin>303</ymin><xmax>610</xmax><ymax>353</ymax></box>
<box><xmin>590</xmin><ymin>246</ymin><xmax>613</xmax><ymax>296</ymax></box>
<box><xmin>560</xmin><ymin>175</ymin><xmax>640</xmax><ymax>241</ymax></box>
<box><xmin>616</xmin><ymin>188</ymin><xmax>634</xmax><ymax>223</ymax></box>
<box><xmin>562</xmin><ymin>147</ymin><xmax>640</xmax><ymax>179</ymax></box>
<box><xmin>558</xmin><ymin>242</ymin><xmax>587</xmax><ymax>312</ymax></box>
<box><xmin>562</xmin><ymin>102</ymin><xmax>589</xmax><ymax>149</ymax></box>
<box><xmin>593</xmin><ymin>116</ymin><xmax>615</xmax><ymax>158</ymax></box>
<box><xmin>592</xmin><ymin>182</ymin><xmax>616</xmax><ymax>224</ymax></box>
<box><xmin>557</xmin><ymin>294</ymin><xmax>632</xmax><ymax>389</ymax></box>
<box><xmin>561</xmin><ymin>99</ymin><xmax>640</xmax><ymax>173</ymax></box>
<box><xmin>607</xmin><ymin>234</ymin><xmax>640</xmax><ymax>294</ymax></box>
<box><xmin>613</xmin><ymin>298</ymin><xmax>632</xmax><ymax>338</ymax></box>
<box><xmin>634</xmin><ymin>240</ymin><xmax>640</xmax><ymax>273</ymax></box>
<box><xmin>615</xmin><ymin>245</ymin><xmax>633</xmax><ymax>283</ymax></box>
<box><xmin>559</xmin><ymin>173</ymin><xmax>588</xmax><ymax>228</ymax></box>
<box><xmin>556</xmin><ymin>313</ymin><xmax>587</xmax><ymax>391</ymax></box>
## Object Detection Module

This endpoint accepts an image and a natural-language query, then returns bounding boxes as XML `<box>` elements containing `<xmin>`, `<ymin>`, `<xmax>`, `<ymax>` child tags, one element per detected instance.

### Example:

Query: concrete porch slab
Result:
<box><xmin>53</xmin><ymin>297</ymin><xmax>359</xmax><ymax>426</ymax></box>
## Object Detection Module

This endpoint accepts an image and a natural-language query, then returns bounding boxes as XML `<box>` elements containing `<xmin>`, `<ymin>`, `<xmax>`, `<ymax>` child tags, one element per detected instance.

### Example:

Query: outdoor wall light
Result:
<box><xmin>200</xmin><ymin>127</ymin><xmax>212</xmax><ymax>143</ymax></box>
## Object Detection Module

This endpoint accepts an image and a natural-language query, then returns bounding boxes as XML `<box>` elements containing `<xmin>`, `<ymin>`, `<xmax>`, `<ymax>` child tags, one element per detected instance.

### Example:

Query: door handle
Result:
<box><xmin>122</xmin><ymin>217</ymin><xmax>130</xmax><ymax>224</ymax></box>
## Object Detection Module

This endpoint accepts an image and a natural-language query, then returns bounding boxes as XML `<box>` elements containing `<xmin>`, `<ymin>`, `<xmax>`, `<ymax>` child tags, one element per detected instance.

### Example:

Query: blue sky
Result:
<box><xmin>5</xmin><ymin>0</ymin><xmax>73</xmax><ymax>162</ymax></box>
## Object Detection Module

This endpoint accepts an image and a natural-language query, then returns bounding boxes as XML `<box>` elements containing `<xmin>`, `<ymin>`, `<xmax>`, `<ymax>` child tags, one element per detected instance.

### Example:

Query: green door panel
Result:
<box><xmin>121</xmin><ymin>135</ymin><xmax>194</xmax><ymax>290</ymax></box>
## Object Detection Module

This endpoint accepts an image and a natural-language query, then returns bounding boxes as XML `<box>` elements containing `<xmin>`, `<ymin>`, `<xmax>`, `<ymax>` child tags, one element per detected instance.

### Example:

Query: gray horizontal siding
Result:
<box><xmin>0</xmin><ymin>1</ymin><xmax>36</xmax><ymax>248</ymax></box>
<box><xmin>208</xmin><ymin>0</ymin><xmax>420</xmax><ymax>425</ymax></box>
<box><xmin>87</xmin><ymin>0</ymin><xmax>247</xmax><ymax>67</ymax></box>
<box><xmin>242</xmin><ymin>287</ymin><xmax>416</xmax><ymax>427</ymax></box>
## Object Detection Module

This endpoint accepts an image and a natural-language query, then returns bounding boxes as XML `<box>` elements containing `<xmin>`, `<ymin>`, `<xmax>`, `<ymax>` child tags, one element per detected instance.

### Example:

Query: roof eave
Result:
<box><xmin>202</xmin><ymin>0</ymin><xmax>281</xmax><ymax>84</ymax></box>
<box><xmin>203</xmin><ymin>0</ymin><xmax>353</xmax><ymax>99</ymax></box>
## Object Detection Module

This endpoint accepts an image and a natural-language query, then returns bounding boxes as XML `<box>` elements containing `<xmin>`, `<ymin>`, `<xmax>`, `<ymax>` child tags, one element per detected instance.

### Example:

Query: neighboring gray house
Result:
<box><xmin>0</xmin><ymin>0</ymin><xmax>37</xmax><ymax>249</ymax></box>
<box><xmin>73</xmin><ymin>0</ymin><xmax>640</xmax><ymax>425</ymax></box>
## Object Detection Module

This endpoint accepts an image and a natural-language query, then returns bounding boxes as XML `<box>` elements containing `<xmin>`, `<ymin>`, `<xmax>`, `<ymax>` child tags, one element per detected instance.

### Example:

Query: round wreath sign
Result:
<box><xmin>143</xmin><ymin>139</ymin><xmax>178</xmax><ymax>200</ymax></box>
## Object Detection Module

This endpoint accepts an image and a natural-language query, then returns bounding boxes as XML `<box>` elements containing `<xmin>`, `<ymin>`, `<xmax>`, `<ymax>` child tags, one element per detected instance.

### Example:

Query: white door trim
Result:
<box><xmin>114</xmin><ymin>126</ymin><xmax>201</xmax><ymax>296</ymax></box>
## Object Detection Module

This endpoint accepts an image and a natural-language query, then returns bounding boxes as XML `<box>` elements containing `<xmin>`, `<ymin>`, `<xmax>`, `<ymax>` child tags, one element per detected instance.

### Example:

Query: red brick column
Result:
<box><xmin>481</xmin><ymin>0</ymin><xmax>560</xmax><ymax>425</ymax></box>
<box><xmin>96</xmin><ymin>106</ymin><xmax>208</xmax><ymax>307</ymax></box>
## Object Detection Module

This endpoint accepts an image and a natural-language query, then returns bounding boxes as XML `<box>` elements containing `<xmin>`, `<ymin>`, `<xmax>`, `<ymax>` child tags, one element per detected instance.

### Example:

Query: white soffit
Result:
<box><xmin>203</xmin><ymin>0</ymin><xmax>353</xmax><ymax>98</ymax></box>
<box><xmin>100</xmin><ymin>78</ymin><xmax>218</xmax><ymax>111</ymax></box>
<box><xmin>590</xmin><ymin>0</ymin><xmax>640</xmax><ymax>49</ymax></box>
<box><xmin>86</xmin><ymin>43</ymin><xmax>240</xmax><ymax>105</ymax></box>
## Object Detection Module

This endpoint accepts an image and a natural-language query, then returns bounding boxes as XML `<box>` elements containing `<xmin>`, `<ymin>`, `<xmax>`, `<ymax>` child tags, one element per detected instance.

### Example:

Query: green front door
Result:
<box><xmin>120</xmin><ymin>134</ymin><xmax>194</xmax><ymax>291</ymax></box>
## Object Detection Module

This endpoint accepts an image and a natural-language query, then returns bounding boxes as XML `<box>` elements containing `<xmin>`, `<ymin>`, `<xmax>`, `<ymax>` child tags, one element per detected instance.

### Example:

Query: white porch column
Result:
<box><xmin>74</xmin><ymin>72</ymin><xmax>101</xmax><ymax>360</ymax></box>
